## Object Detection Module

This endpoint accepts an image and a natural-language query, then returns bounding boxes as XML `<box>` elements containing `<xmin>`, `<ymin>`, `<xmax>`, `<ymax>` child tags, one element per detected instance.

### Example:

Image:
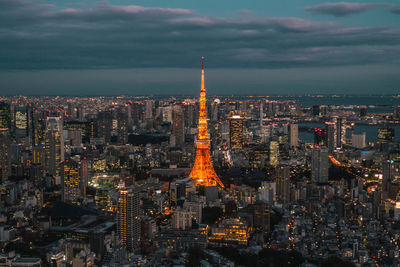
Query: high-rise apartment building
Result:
<box><xmin>274</xmin><ymin>165</ymin><xmax>290</xmax><ymax>204</ymax></box>
<box><xmin>117</xmin><ymin>187</ymin><xmax>141</xmax><ymax>251</ymax></box>
<box><xmin>289</xmin><ymin>123</ymin><xmax>298</xmax><ymax>147</ymax></box>
<box><xmin>311</xmin><ymin>147</ymin><xmax>329</xmax><ymax>184</ymax></box>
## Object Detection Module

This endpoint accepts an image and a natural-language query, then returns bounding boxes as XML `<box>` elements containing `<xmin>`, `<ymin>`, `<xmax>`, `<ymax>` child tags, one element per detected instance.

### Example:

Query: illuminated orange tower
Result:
<box><xmin>189</xmin><ymin>57</ymin><xmax>224</xmax><ymax>188</ymax></box>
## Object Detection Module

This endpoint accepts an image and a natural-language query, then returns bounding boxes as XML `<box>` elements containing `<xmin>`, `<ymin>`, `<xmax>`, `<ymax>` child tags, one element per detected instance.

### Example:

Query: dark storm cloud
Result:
<box><xmin>1</xmin><ymin>0</ymin><xmax>400</xmax><ymax>70</ymax></box>
<box><xmin>304</xmin><ymin>2</ymin><xmax>384</xmax><ymax>17</ymax></box>
<box><xmin>305</xmin><ymin>2</ymin><xmax>400</xmax><ymax>17</ymax></box>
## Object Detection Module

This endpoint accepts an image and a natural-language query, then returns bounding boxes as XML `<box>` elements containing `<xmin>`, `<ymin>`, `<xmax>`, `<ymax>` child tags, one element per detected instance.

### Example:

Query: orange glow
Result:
<box><xmin>189</xmin><ymin>57</ymin><xmax>224</xmax><ymax>188</ymax></box>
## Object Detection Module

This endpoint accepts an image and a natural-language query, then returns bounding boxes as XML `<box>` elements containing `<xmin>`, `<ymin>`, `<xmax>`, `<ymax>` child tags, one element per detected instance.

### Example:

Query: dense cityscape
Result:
<box><xmin>0</xmin><ymin>60</ymin><xmax>399</xmax><ymax>267</ymax></box>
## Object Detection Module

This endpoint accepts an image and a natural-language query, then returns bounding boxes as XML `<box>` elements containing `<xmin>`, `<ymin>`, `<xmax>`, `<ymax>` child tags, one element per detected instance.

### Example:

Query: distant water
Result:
<box><xmin>228</xmin><ymin>95</ymin><xmax>400</xmax><ymax>113</ymax></box>
<box><xmin>282</xmin><ymin>96</ymin><xmax>400</xmax><ymax>113</ymax></box>
<box><xmin>299</xmin><ymin>122</ymin><xmax>400</xmax><ymax>143</ymax></box>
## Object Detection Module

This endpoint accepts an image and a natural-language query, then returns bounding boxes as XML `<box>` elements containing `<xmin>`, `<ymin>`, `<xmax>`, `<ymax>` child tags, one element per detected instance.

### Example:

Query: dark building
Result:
<box><xmin>314</xmin><ymin>128</ymin><xmax>327</xmax><ymax>147</ymax></box>
<box><xmin>312</xmin><ymin>105</ymin><xmax>320</xmax><ymax>116</ymax></box>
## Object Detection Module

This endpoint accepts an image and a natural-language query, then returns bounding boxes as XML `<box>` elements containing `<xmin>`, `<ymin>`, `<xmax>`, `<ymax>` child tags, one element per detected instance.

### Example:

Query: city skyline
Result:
<box><xmin>1</xmin><ymin>0</ymin><xmax>400</xmax><ymax>95</ymax></box>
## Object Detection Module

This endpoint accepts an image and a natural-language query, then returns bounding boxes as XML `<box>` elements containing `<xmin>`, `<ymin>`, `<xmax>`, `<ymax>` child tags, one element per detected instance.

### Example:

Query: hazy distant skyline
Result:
<box><xmin>1</xmin><ymin>0</ymin><xmax>400</xmax><ymax>95</ymax></box>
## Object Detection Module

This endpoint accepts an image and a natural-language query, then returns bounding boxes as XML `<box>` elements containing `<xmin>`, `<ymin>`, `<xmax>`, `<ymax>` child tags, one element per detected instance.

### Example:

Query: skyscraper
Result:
<box><xmin>229</xmin><ymin>115</ymin><xmax>244</xmax><ymax>150</ymax></box>
<box><xmin>63</xmin><ymin>159</ymin><xmax>81</xmax><ymax>204</ymax></box>
<box><xmin>269</xmin><ymin>141</ymin><xmax>279</xmax><ymax>167</ymax></box>
<box><xmin>189</xmin><ymin>58</ymin><xmax>224</xmax><ymax>188</ymax></box>
<box><xmin>311</xmin><ymin>147</ymin><xmax>329</xmax><ymax>184</ymax></box>
<box><xmin>326</xmin><ymin>122</ymin><xmax>336</xmax><ymax>152</ymax></box>
<box><xmin>334</xmin><ymin>117</ymin><xmax>346</xmax><ymax>148</ymax></box>
<box><xmin>274</xmin><ymin>165</ymin><xmax>290</xmax><ymax>204</ymax></box>
<box><xmin>172</xmin><ymin>105</ymin><xmax>185</xmax><ymax>148</ymax></box>
<box><xmin>14</xmin><ymin>106</ymin><xmax>29</xmax><ymax>144</ymax></box>
<box><xmin>117</xmin><ymin>187</ymin><xmax>140</xmax><ymax>251</ymax></box>
<box><xmin>45</xmin><ymin>117</ymin><xmax>64</xmax><ymax>177</ymax></box>
<box><xmin>0</xmin><ymin>102</ymin><xmax>11</xmax><ymax>133</ymax></box>
<box><xmin>0</xmin><ymin>132</ymin><xmax>10</xmax><ymax>183</ymax></box>
<box><xmin>289</xmin><ymin>123</ymin><xmax>298</xmax><ymax>147</ymax></box>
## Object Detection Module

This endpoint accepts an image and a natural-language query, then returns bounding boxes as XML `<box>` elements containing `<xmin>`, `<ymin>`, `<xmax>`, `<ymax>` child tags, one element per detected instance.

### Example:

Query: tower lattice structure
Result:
<box><xmin>189</xmin><ymin>57</ymin><xmax>224</xmax><ymax>188</ymax></box>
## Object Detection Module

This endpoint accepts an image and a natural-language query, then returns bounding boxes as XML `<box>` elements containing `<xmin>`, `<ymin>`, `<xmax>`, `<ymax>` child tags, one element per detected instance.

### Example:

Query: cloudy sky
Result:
<box><xmin>1</xmin><ymin>0</ymin><xmax>400</xmax><ymax>95</ymax></box>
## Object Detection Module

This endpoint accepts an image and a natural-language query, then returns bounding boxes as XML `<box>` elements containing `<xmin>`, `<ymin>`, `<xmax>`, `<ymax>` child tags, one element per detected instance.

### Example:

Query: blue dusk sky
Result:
<box><xmin>1</xmin><ymin>0</ymin><xmax>400</xmax><ymax>95</ymax></box>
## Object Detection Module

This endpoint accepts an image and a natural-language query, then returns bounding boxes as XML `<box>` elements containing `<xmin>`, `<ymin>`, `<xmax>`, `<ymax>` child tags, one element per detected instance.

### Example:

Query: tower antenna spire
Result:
<box><xmin>189</xmin><ymin>57</ymin><xmax>224</xmax><ymax>188</ymax></box>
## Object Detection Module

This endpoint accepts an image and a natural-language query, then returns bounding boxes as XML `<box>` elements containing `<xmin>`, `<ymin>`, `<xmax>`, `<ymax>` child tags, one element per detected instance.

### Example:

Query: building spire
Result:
<box><xmin>201</xmin><ymin>56</ymin><xmax>205</xmax><ymax>92</ymax></box>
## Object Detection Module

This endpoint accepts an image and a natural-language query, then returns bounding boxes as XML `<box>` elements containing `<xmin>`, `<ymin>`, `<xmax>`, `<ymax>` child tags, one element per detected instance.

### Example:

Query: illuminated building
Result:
<box><xmin>14</xmin><ymin>106</ymin><xmax>29</xmax><ymax>144</ymax></box>
<box><xmin>289</xmin><ymin>123</ymin><xmax>298</xmax><ymax>147</ymax></box>
<box><xmin>189</xmin><ymin>57</ymin><xmax>224</xmax><ymax>188</ymax></box>
<box><xmin>117</xmin><ymin>187</ymin><xmax>140</xmax><ymax>251</ymax></box>
<box><xmin>269</xmin><ymin>141</ymin><xmax>279</xmax><ymax>167</ymax></box>
<box><xmin>311</xmin><ymin>147</ymin><xmax>329</xmax><ymax>184</ymax></box>
<box><xmin>31</xmin><ymin>145</ymin><xmax>45</xmax><ymax>185</ymax></box>
<box><xmin>229</xmin><ymin>115</ymin><xmax>243</xmax><ymax>150</ymax></box>
<box><xmin>63</xmin><ymin>159</ymin><xmax>81</xmax><ymax>204</ymax></box>
<box><xmin>334</xmin><ymin>117</ymin><xmax>346</xmax><ymax>148</ymax></box>
<box><xmin>326</xmin><ymin>122</ymin><xmax>336</xmax><ymax>151</ymax></box>
<box><xmin>172</xmin><ymin>209</ymin><xmax>195</xmax><ymax>230</ymax></box>
<box><xmin>320</xmin><ymin>105</ymin><xmax>328</xmax><ymax>116</ymax></box>
<box><xmin>45</xmin><ymin>117</ymin><xmax>64</xmax><ymax>177</ymax></box>
<box><xmin>0</xmin><ymin>102</ymin><xmax>11</xmax><ymax>132</ymax></box>
<box><xmin>314</xmin><ymin>128</ymin><xmax>327</xmax><ymax>147</ymax></box>
<box><xmin>378</xmin><ymin>128</ymin><xmax>395</xmax><ymax>144</ymax></box>
<box><xmin>172</xmin><ymin>105</ymin><xmax>185</xmax><ymax>148</ymax></box>
<box><xmin>209</xmin><ymin>218</ymin><xmax>249</xmax><ymax>246</ymax></box>
<box><xmin>0</xmin><ymin>133</ymin><xmax>10</xmax><ymax>182</ymax></box>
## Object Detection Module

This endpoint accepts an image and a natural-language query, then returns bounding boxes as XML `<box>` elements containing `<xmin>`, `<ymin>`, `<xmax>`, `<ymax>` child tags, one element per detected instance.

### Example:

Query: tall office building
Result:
<box><xmin>289</xmin><ymin>123</ymin><xmax>298</xmax><ymax>147</ymax></box>
<box><xmin>98</xmin><ymin>111</ymin><xmax>113</xmax><ymax>144</ymax></box>
<box><xmin>0</xmin><ymin>102</ymin><xmax>11</xmax><ymax>133</ymax></box>
<box><xmin>189</xmin><ymin>57</ymin><xmax>224</xmax><ymax>188</ymax></box>
<box><xmin>229</xmin><ymin>115</ymin><xmax>244</xmax><ymax>150</ymax></box>
<box><xmin>117</xmin><ymin>187</ymin><xmax>141</xmax><ymax>251</ymax></box>
<box><xmin>274</xmin><ymin>165</ymin><xmax>290</xmax><ymax>204</ymax></box>
<box><xmin>311</xmin><ymin>147</ymin><xmax>329</xmax><ymax>184</ymax></box>
<box><xmin>14</xmin><ymin>106</ymin><xmax>29</xmax><ymax>144</ymax></box>
<box><xmin>45</xmin><ymin>117</ymin><xmax>64</xmax><ymax>177</ymax></box>
<box><xmin>0</xmin><ymin>133</ymin><xmax>11</xmax><ymax>183</ymax></box>
<box><xmin>31</xmin><ymin>145</ymin><xmax>45</xmax><ymax>185</ymax></box>
<box><xmin>144</xmin><ymin>100</ymin><xmax>154</xmax><ymax>120</ymax></box>
<box><xmin>269</xmin><ymin>141</ymin><xmax>279</xmax><ymax>167</ymax></box>
<box><xmin>172</xmin><ymin>105</ymin><xmax>185</xmax><ymax>148</ymax></box>
<box><xmin>63</xmin><ymin>159</ymin><xmax>81</xmax><ymax>204</ymax></box>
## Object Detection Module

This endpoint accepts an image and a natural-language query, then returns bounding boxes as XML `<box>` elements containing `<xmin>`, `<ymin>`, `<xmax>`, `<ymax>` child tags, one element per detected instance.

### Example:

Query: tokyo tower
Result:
<box><xmin>189</xmin><ymin>57</ymin><xmax>224</xmax><ymax>188</ymax></box>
